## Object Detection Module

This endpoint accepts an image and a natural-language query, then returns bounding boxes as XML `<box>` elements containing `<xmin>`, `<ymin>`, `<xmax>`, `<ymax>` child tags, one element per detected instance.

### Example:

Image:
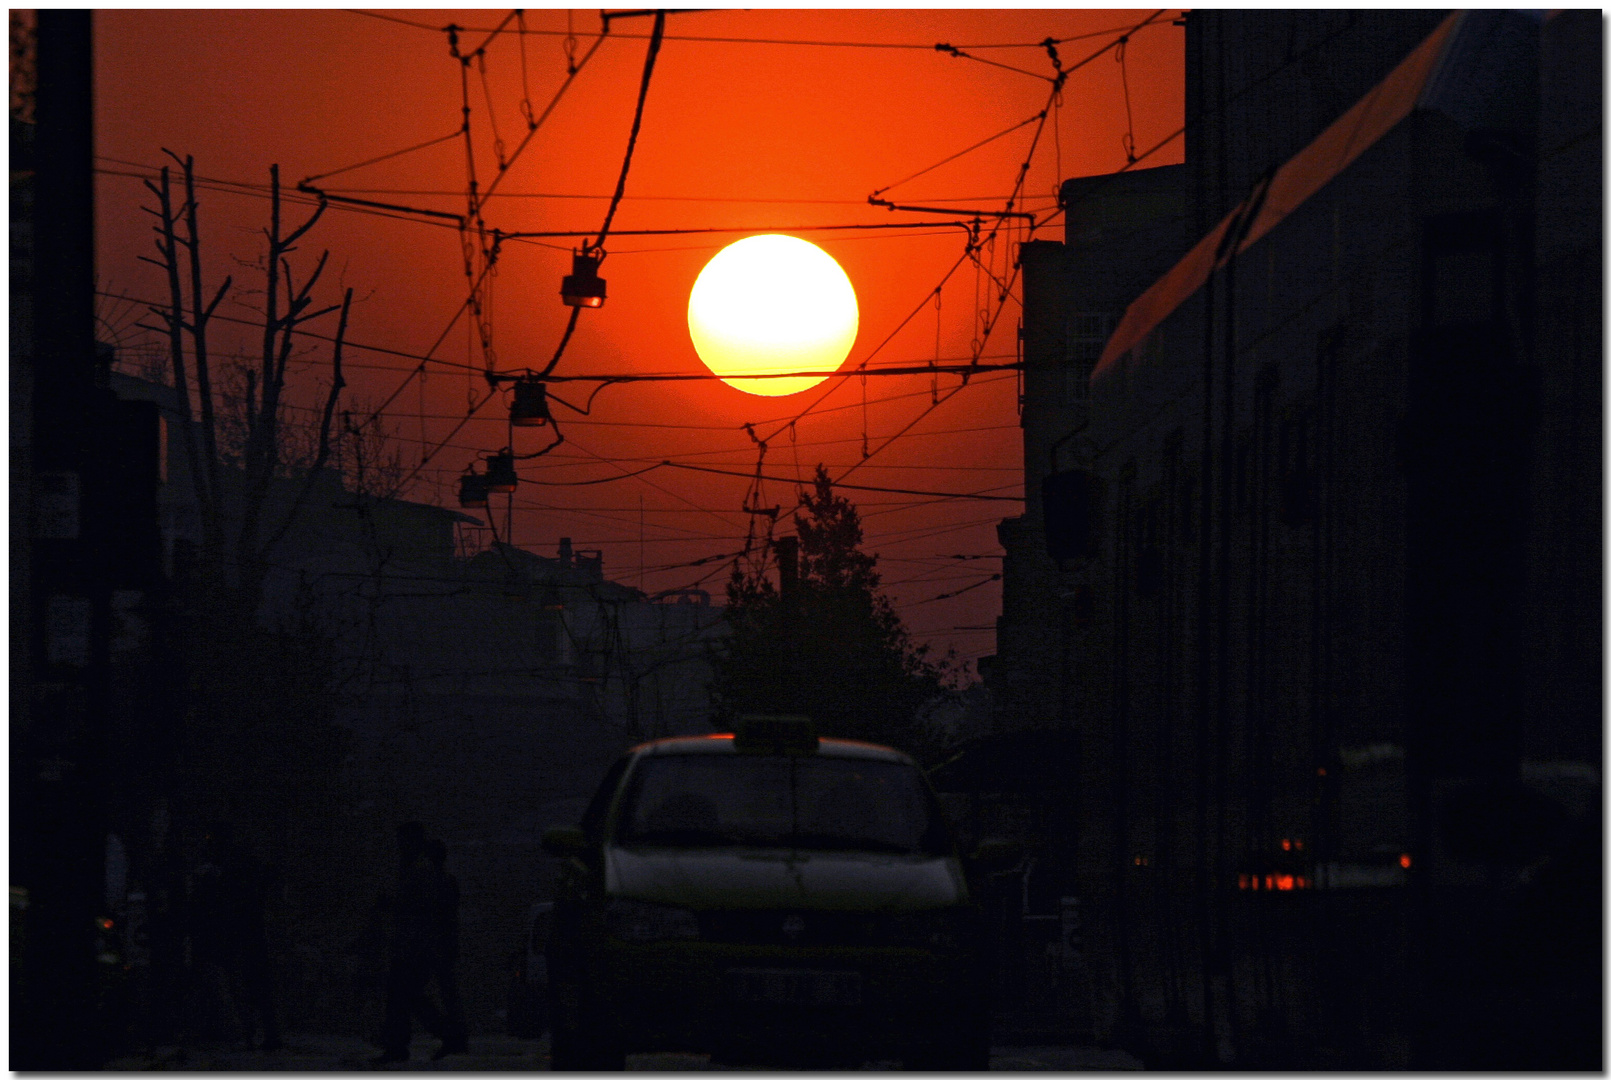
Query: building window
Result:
<box><xmin>1060</xmin><ymin>312</ymin><xmax>1117</xmax><ymax>406</ymax></box>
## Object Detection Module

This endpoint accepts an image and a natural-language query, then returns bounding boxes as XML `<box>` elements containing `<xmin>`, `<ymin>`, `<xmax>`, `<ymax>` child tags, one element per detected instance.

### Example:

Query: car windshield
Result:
<box><xmin>614</xmin><ymin>754</ymin><xmax>948</xmax><ymax>856</ymax></box>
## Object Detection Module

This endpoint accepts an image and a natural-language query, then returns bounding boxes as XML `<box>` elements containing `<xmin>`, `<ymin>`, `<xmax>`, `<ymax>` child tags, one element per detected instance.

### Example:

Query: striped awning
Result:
<box><xmin>1092</xmin><ymin>11</ymin><xmax>1465</xmax><ymax>382</ymax></box>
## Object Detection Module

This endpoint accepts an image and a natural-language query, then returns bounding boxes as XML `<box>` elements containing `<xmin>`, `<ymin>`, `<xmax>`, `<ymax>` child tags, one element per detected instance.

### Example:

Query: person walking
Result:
<box><xmin>423</xmin><ymin>838</ymin><xmax>468</xmax><ymax>1059</ymax></box>
<box><xmin>190</xmin><ymin>824</ymin><xmax>282</xmax><ymax>1051</ymax></box>
<box><xmin>376</xmin><ymin>825</ymin><xmax>466</xmax><ymax>1063</ymax></box>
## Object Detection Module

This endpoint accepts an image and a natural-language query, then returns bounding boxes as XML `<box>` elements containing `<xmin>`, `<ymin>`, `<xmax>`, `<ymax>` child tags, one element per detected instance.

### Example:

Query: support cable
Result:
<box><xmin>570</xmin><ymin>432</ymin><xmax>746</xmax><ymax>532</ymax></box>
<box><xmin>384</xmin><ymin>384</ymin><xmax>499</xmax><ymax>497</ymax></box>
<box><xmin>933</xmin><ymin>42</ymin><xmax>1053</xmax><ymax>82</ymax></box>
<box><xmin>906</xmin><ymin>573</ymin><xmax>1002</xmax><ymax>606</ymax></box>
<box><xmin>824</xmin><ymin>10</ymin><xmax>1165</xmax><ymax>484</ymax></box>
<box><xmin>346</xmin><ymin>9</ymin><xmax>1177</xmax><ymax>52</ymax></box>
<box><xmin>756</xmin><ymin>242</ymin><xmax>978</xmax><ymax>445</ymax></box>
<box><xmin>541</xmin><ymin>10</ymin><xmax>665</xmax><ymax>380</ymax></box>
<box><xmin>479</xmin><ymin>27</ymin><xmax>610</xmax><ymax>203</ymax></box>
<box><xmin>868</xmin><ymin>111</ymin><xmax>1045</xmax><ymax>202</ymax></box>
<box><xmin>478</xmin><ymin>50</ymin><xmax>508</xmax><ymax>170</ymax></box>
<box><xmin>1117</xmin><ymin>33</ymin><xmax>1138</xmax><ymax>164</ymax></box>
<box><xmin>591</xmin><ymin>10</ymin><xmax>666</xmax><ymax>248</ymax></box>
<box><xmin>299</xmin><ymin>129</ymin><xmax>464</xmax><ymax>187</ymax></box>
<box><xmin>351</xmin><ymin>257</ymin><xmax>498</xmax><ymax>434</ymax></box>
<box><xmin>660</xmin><ymin>462</ymin><xmax>1024</xmax><ymax>502</ymax></box>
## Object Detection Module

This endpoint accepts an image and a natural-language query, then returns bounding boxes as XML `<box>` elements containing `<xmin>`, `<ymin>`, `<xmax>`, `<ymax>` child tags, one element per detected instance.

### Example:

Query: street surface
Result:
<box><xmin>106</xmin><ymin>1033</ymin><xmax>1144</xmax><ymax>1071</ymax></box>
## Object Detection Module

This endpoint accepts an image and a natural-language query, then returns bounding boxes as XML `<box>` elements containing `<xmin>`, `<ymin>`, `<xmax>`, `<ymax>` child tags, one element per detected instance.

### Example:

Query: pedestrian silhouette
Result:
<box><xmin>423</xmin><ymin>838</ymin><xmax>469</xmax><ymax>1060</ymax></box>
<box><xmin>189</xmin><ymin>824</ymin><xmax>281</xmax><ymax>1051</ymax></box>
<box><xmin>376</xmin><ymin>824</ymin><xmax>468</xmax><ymax>1063</ymax></box>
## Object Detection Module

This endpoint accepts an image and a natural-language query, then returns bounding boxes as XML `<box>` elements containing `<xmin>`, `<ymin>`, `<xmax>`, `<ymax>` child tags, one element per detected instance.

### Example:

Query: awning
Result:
<box><xmin>1092</xmin><ymin>11</ymin><xmax>1464</xmax><ymax>382</ymax></box>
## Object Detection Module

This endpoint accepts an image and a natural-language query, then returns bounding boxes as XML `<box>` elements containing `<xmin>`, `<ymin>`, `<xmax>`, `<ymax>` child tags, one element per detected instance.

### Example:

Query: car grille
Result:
<box><xmin>698</xmin><ymin>910</ymin><xmax>895</xmax><ymax>947</ymax></box>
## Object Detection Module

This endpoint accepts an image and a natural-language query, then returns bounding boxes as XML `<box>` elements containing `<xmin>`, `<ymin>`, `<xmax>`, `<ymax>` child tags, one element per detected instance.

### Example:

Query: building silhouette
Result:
<box><xmin>993</xmin><ymin>10</ymin><xmax>1600</xmax><ymax>1068</ymax></box>
<box><xmin>74</xmin><ymin>368</ymin><xmax>728</xmax><ymax>1038</ymax></box>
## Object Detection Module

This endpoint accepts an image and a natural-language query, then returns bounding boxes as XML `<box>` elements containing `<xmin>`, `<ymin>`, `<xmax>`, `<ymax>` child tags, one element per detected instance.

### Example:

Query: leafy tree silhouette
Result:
<box><xmin>713</xmin><ymin>465</ymin><xmax>949</xmax><ymax>761</ymax></box>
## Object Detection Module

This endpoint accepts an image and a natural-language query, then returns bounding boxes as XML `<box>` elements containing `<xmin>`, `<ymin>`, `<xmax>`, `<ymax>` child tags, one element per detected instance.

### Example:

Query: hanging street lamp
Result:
<box><xmin>510</xmin><ymin>376</ymin><xmax>551</xmax><ymax>427</ymax></box>
<box><xmin>561</xmin><ymin>251</ymin><xmax>607</xmax><ymax>308</ymax></box>
<box><xmin>458</xmin><ymin>470</ymin><xmax>491</xmax><ymax>508</ymax></box>
<box><xmin>485</xmin><ymin>450</ymin><xmax>519</xmax><ymax>492</ymax></box>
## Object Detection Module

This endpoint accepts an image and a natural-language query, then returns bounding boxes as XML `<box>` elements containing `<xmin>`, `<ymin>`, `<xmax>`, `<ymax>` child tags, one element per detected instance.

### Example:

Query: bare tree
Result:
<box><xmin>138</xmin><ymin>153</ymin><xmax>352</xmax><ymax>615</ymax></box>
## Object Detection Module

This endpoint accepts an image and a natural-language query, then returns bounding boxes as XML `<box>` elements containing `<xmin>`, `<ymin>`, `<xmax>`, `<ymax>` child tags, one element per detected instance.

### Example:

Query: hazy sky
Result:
<box><xmin>93</xmin><ymin>8</ymin><xmax>1185</xmax><ymax>667</ymax></box>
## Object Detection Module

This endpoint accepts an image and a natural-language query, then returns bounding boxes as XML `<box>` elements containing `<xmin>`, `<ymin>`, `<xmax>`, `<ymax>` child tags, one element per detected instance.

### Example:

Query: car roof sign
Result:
<box><xmin>733</xmin><ymin>714</ymin><xmax>819</xmax><ymax>755</ymax></box>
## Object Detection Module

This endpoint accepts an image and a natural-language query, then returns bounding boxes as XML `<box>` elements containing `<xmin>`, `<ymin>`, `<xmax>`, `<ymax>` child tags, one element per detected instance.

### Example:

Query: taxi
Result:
<box><xmin>541</xmin><ymin>716</ymin><xmax>992</xmax><ymax>1069</ymax></box>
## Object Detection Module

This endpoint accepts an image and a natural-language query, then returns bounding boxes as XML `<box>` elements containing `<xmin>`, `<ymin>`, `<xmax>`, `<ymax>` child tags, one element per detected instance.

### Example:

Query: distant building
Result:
<box><xmin>999</xmin><ymin>11</ymin><xmax>1600</xmax><ymax>1068</ymax></box>
<box><xmin>995</xmin><ymin>164</ymin><xmax>1190</xmax><ymax>733</ymax></box>
<box><xmin>110</xmin><ymin>369</ymin><xmax>726</xmax><ymax>1031</ymax></box>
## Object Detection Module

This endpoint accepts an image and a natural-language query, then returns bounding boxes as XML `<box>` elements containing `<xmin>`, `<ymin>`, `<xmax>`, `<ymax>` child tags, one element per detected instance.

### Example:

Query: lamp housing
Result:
<box><xmin>510</xmin><ymin>377</ymin><xmax>551</xmax><ymax>427</ymax></box>
<box><xmin>485</xmin><ymin>451</ymin><xmax>519</xmax><ymax>493</ymax></box>
<box><xmin>561</xmin><ymin>252</ymin><xmax>607</xmax><ymax>309</ymax></box>
<box><xmin>458</xmin><ymin>471</ymin><xmax>490</xmax><ymax>508</ymax></box>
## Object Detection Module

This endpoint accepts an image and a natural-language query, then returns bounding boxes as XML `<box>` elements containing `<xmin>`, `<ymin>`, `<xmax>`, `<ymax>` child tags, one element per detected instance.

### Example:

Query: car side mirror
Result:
<box><xmin>968</xmin><ymin>838</ymin><xmax>1026</xmax><ymax>873</ymax></box>
<box><xmin>542</xmin><ymin>826</ymin><xmax>590</xmax><ymax>858</ymax></box>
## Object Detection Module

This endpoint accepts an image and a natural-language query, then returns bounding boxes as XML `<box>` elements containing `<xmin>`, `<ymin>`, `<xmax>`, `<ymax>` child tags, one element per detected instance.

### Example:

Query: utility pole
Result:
<box><xmin>775</xmin><ymin>535</ymin><xmax>800</xmax><ymax>709</ymax></box>
<box><xmin>16</xmin><ymin>11</ymin><xmax>105</xmax><ymax>1067</ymax></box>
<box><xmin>15</xmin><ymin>12</ymin><xmax>167</xmax><ymax>1064</ymax></box>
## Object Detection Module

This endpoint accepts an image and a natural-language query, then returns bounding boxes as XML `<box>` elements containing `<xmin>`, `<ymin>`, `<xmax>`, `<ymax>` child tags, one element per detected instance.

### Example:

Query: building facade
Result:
<box><xmin>998</xmin><ymin>11</ymin><xmax>1600</xmax><ymax>1068</ymax></box>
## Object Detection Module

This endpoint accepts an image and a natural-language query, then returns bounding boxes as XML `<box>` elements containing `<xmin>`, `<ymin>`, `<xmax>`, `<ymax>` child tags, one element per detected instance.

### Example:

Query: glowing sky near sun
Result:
<box><xmin>91</xmin><ymin>9</ymin><xmax>1185</xmax><ymax>663</ymax></box>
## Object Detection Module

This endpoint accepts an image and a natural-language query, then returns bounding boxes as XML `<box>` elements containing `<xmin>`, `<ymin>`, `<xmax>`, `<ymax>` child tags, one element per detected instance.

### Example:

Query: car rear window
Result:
<box><xmin>615</xmin><ymin>754</ymin><xmax>949</xmax><ymax>856</ymax></box>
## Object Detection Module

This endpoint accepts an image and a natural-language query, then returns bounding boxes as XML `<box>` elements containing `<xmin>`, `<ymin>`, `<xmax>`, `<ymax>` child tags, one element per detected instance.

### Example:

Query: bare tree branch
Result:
<box><xmin>140</xmin><ymin>153</ymin><xmax>357</xmax><ymax>618</ymax></box>
<box><xmin>280</xmin><ymin>193</ymin><xmax>327</xmax><ymax>250</ymax></box>
<box><xmin>319</xmin><ymin>289</ymin><xmax>352</xmax><ymax>467</ymax></box>
<box><xmin>175</xmin><ymin>151</ymin><xmax>223</xmax><ymax>522</ymax></box>
<box><xmin>263</xmin><ymin>287</ymin><xmax>352</xmax><ymax>561</ymax></box>
<box><xmin>145</xmin><ymin>165</ymin><xmax>210</xmax><ymax>523</ymax></box>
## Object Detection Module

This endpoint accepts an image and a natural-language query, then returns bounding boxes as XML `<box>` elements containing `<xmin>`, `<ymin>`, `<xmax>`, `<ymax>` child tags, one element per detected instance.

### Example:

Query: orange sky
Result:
<box><xmin>93</xmin><ymin>9</ymin><xmax>1185</xmax><ymax>670</ymax></box>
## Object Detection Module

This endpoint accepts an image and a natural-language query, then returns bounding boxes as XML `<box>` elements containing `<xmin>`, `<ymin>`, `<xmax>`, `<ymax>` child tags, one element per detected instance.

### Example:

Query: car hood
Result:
<box><xmin>604</xmin><ymin>846</ymin><xmax>967</xmax><ymax>912</ymax></box>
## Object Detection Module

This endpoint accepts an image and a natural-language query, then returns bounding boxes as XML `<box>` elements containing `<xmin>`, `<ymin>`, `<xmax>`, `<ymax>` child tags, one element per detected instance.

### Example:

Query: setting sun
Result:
<box><xmin>688</xmin><ymin>234</ymin><xmax>858</xmax><ymax>396</ymax></box>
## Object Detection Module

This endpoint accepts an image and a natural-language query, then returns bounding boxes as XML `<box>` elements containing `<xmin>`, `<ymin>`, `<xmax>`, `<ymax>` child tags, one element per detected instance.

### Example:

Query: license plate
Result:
<box><xmin>726</xmin><ymin>968</ymin><xmax>862</xmax><ymax>1006</ymax></box>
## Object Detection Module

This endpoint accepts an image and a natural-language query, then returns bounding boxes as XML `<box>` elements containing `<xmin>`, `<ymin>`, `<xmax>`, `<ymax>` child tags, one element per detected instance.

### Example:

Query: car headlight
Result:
<box><xmin>605</xmin><ymin>898</ymin><xmax>701</xmax><ymax>943</ymax></box>
<box><xmin>889</xmin><ymin>908</ymin><xmax>969</xmax><ymax>950</ymax></box>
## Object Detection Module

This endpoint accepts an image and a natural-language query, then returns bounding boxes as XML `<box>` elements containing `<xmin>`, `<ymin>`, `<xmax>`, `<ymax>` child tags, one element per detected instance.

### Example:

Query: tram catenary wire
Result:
<box><xmin>657</xmin><ymin>462</ymin><xmax>1022</xmax><ymax>502</ymax></box>
<box><xmin>104</xmin><ymin>4</ymin><xmax>1179</xmax><ymax>452</ymax></box>
<box><xmin>100</xmin><ymin>166</ymin><xmax>998</xmax><ymax>261</ymax></box>
<box><xmin>97</xmin><ymin>290</ymin><xmax>1026</xmax><ymax>385</ymax></box>
<box><xmin>306</xmin><ymin>188</ymin><xmax>1059</xmax><ymax>207</ymax></box>
<box><xmin>344</xmin><ymin>8</ymin><xmax>1179</xmax><ymax>53</ymax></box>
<box><xmin>165</xmin><ymin>390</ymin><xmax>1018</xmax><ymax>479</ymax></box>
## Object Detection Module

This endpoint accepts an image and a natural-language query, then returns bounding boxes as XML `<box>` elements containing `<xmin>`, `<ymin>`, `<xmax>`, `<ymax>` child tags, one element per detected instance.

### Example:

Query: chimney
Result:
<box><xmin>775</xmin><ymin>535</ymin><xmax>799</xmax><ymax>605</ymax></box>
<box><xmin>558</xmin><ymin>537</ymin><xmax>573</xmax><ymax>569</ymax></box>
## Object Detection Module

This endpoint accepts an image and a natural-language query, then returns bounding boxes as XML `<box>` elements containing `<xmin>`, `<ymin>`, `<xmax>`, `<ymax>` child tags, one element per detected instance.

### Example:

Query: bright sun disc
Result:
<box><xmin>688</xmin><ymin>234</ymin><xmax>858</xmax><ymax>396</ymax></box>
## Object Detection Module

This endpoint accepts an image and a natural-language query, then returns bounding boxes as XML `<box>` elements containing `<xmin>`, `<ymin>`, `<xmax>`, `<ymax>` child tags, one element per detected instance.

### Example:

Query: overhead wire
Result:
<box><xmin>751</xmin><ymin>243</ymin><xmax>979</xmax><ymax>448</ymax></box>
<box><xmin>659</xmin><ymin>462</ymin><xmax>1023</xmax><ymax>502</ymax></box>
<box><xmin>299</xmin><ymin>129</ymin><xmax>464</xmax><ymax>187</ymax></box>
<box><xmin>97</xmin><ymin>289</ymin><xmax>1020</xmax><ymax>386</ymax></box>
<box><xmin>153</xmin><ymin>383</ymin><xmax>1018</xmax><ymax>490</ymax></box>
<box><xmin>309</xmin><ymin>188</ymin><xmax>1058</xmax><ymax>207</ymax></box>
<box><xmin>330</xmin><ymin>8</ymin><xmax>1159</xmax><ymax>551</ymax></box>
<box><xmin>903</xmin><ymin>573</ymin><xmax>1002</xmax><ymax>606</ymax></box>
<box><xmin>118</xmin><ymin>10</ymin><xmax>1186</xmax><ymax>648</ymax></box>
<box><xmin>344</xmin><ymin>9</ymin><xmax>1175</xmax><ymax>52</ymax></box>
<box><xmin>566</xmin><ymin>432</ymin><xmax>748</xmax><ymax>533</ymax></box>
<box><xmin>932</xmin><ymin>42</ymin><xmax>1054</xmax><ymax>83</ymax></box>
<box><xmin>104</xmin><ymin>163</ymin><xmax>995</xmax><ymax>253</ymax></box>
<box><xmin>541</xmin><ymin>9</ymin><xmax>664</xmax><ymax>380</ymax></box>
<box><xmin>478</xmin><ymin>26</ymin><xmax>610</xmax><ymax>204</ymax></box>
<box><xmin>343</xmin><ymin>0</ymin><xmax>1172</xmax><ymax>512</ymax></box>
<box><xmin>828</xmin><ymin>11</ymin><xmax>1170</xmax><ymax>489</ymax></box>
<box><xmin>868</xmin><ymin>111</ymin><xmax>1046</xmax><ymax>201</ymax></box>
<box><xmin>883</xmin><ymin>567</ymin><xmax>1004</xmax><ymax>587</ymax></box>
